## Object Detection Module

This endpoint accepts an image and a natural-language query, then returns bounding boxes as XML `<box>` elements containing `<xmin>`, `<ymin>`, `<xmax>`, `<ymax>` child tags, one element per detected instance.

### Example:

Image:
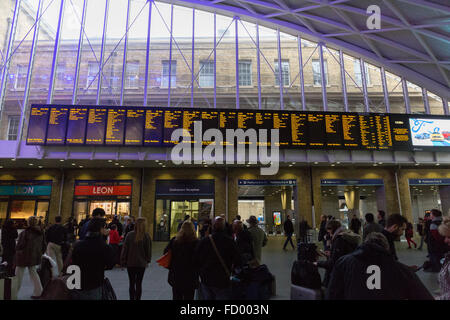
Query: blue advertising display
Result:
<box><xmin>0</xmin><ymin>185</ymin><xmax>52</xmax><ymax>196</ymax></box>
<box><xmin>238</xmin><ymin>179</ymin><xmax>297</xmax><ymax>186</ymax></box>
<box><xmin>409</xmin><ymin>118</ymin><xmax>450</xmax><ymax>147</ymax></box>
<box><xmin>409</xmin><ymin>179</ymin><xmax>450</xmax><ymax>186</ymax></box>
<box><xmin>321</xmin><ymin>179</ymin><xmax>384</xmax><ymax>186</ymax></box>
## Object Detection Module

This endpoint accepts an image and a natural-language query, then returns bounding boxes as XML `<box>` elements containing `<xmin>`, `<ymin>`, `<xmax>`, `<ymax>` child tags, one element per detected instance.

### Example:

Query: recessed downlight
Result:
<box><xmin>115</xmin><ymin>163</ymin><xmax>119</xmax><ymax>165</ymax></box>
<box><xmin>60</xmin><ymin>159</ymin><xmax>64</xmax><ymax>162</ymax></box>
<box><xmin>11</xmin><ymin>158</ymin><xmax>16</xmax><ymax>161</ymax></box>
<box><xmin>29</xmin><ymin>163</ymin><xmax>34</xmax><ymax>166</ymax></box>
<box><xmin>72</xmin><ymin>163</ymin><xmax>76</xmax><ymax>166</ymax></box>
<box><xmin>108</xmin><ymin>160</ymin><xmax>113</xmax><ymax>163</ymax></box>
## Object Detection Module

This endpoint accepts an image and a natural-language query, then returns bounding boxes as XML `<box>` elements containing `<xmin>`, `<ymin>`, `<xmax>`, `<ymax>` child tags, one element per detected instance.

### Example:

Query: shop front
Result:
<box><xmin>0</xmin><ymin>181</ymin><xmax>52</xmax><ymax>228</ymax></box>
<box><xmin>72</xmin><ymin>180</ymin><xmax>132</xmax><ymax>224</ymax></box>
<box><xmin>154</xmin><ymin>179</ymin><xmax>214</xmax><ymax>241</ymax></box>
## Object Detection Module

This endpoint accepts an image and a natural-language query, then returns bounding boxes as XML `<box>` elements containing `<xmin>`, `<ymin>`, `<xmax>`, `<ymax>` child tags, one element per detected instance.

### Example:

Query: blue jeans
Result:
<box><xmin>71</xmin><ymin>286</ymin><xmax>102</xmax><ymax>300</ymax></box>
<box><xmin>200</xmin><ymin>283</ymin><xmax>232</xmax><ymax>300</ymax></box>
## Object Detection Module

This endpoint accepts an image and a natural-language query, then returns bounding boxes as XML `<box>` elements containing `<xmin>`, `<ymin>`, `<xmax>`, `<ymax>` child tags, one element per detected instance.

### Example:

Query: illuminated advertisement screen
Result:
<box><xmin>409</xmin><ymin>118</ymin><xmax>450</xmax><ymax>149</ymax></box>
<box><xmin>273</xmin><ymin>211</ymin><xmax>281</xmax><ymax>226</ymax></box>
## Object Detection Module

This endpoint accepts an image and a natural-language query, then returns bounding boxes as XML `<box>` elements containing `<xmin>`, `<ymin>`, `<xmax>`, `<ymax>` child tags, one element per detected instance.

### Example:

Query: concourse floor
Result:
<box><xmin>16</xmin><ymin>236</ymin><xmax>441</xmax><ymax>300</ymax></box>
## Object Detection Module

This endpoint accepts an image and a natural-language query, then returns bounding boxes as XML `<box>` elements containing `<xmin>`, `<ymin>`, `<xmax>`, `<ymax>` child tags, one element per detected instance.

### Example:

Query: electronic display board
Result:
<box><xmin>409</xmin><ymin>117</ymin><xmax>450</xmax><ymax>149</ymax></box>
<box><xmin>341</xmin><ymin>114</ymin><xmax>360</xmax><ymax>148</ymax></box>
<box><xmin>359</xmin><ymin>115</ymin><xmax>378</xmax><ymax>150</ymax></box>
<box><xmin>66</xmin><ymin>107</ymin><xmax>88</xmax><ymax>145</ymax></box>
<box><xmin>291</xmin><ymin>112</ymin><xmax>308</xmax><ymax>147</ymax></box>
<box><xmin>325</xmin><ymin>114</ymin><xmax>343</xmax><ymax>148</ymax></box>
<box><xmin>105</xmin><ymin>108</ymin><xmax>126</xmax><ymax>145</ymax></box>
<box><xmin>144</xmin><ymin>109</ymin><xmax>163</xmax><ymax>146</ymax></box>
<box><xmin>163</xmin><ymin>109</ymin><xmax>183</xmax><ymax>146</ymax></box>
<box><xmin>125</xmin><ymin>108</ymin><xmax>145</xmax><ymax>146</ymax></box>
<box><xmin>27</xmin><ymin>106</ymin><xmax>50</xmax><ymax>145</ymax></box>
<box><xmin>46</xmin><ymin>106</ymin><xmax>69</xmax><ymax>145</ymax></box>
<box><xmin>86</xmin><ymin>108</ymin><xmax>107</xmax><ymax>145</ymax></box>
<box><xmin>26</xmin><ymin>104</ymin><xmax>450</xmax><ymax>153</ymax></box>
<box><xmin>308</xmin><ymin>114</ymin><xmax>326</xmax><ymax>148</ymax></box>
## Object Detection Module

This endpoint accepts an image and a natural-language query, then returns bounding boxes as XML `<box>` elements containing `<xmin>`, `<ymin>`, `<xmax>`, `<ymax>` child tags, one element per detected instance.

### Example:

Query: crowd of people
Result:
<box><xmin>0</xmin><ymin>208</ymin><xmax>449</xmax><ymax>300</ymax></box>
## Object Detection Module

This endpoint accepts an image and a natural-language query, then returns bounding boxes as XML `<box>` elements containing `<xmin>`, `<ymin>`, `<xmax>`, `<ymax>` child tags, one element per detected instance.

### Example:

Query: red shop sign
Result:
<box><xmin>74</xmin><ymin>185</ymin><xmax>132</xmax><ymax>196</ymax></box>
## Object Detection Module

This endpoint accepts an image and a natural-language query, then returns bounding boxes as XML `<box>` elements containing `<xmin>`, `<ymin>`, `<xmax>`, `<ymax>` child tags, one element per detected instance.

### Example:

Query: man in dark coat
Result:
<box><xmin>78</xmin><ymin>208</ymin><xmax>106</xmax><ymax>240</ymax></box>
<box><xmin>318</xmin><ymin>215</ymin><xmax>328</xmax><ymax>249</ymax></box>
<box><xmin>45</xmin><ymin>216</ymin><xmax>67</xmax><ymax>276</ymax></box>
<box><xmin>363</xmin><ymin>213</ymin><xmax>383</xmax><ymax>240</ymax></box>
<box><xmin>195</xmin><ymin>216</ymin><xmax>241</xmax><ymax>300</ymax></box>
<box><xmin>71</xmin><ymin>218</ymin><xmax>115</xmax><ymax>300</ymax></box>
<box><xmin>326</xmin><ymin>232</ymin><xmax>433</xmax><ymax>300</ymax></box>
<box><xmin>377</xmin><ymin>210</ymin><xmax>386</xmax><ymax>228</ymax></box>
<box><xmin>283</xmin><ymin>215</ymin><xmax>295</xmax><ymax>250</ymax></box>
<box><xmin>381</xmin><ymin>213</ymin><xmax>407</xmax><ymax>261</ymax></box>
<box><xmin>232</xmin><ymin>220</ymin><xmax>254</xmax><ymax>265</ymax></box>
<box><xmin>316</xmin><ymin>220</ymin><xmax>360</xmax><ymax>287</ymax></box>
<box><xmin>1</xmin><ymin>219</ymin><xmax>18</xmax><ymax>276</ymax></box>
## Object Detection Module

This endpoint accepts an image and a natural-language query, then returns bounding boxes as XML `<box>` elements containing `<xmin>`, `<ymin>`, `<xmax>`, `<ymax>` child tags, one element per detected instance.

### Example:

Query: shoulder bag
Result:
<box><xmin>208</xmin><ymin>235</ymin><xmax>231</xmax><ymax>278</ymax></box>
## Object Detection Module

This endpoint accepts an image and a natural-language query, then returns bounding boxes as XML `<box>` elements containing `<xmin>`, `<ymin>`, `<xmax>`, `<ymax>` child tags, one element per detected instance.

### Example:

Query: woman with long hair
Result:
<box><xmin>120</xmin><ymin>217</ymin><xmax>152</xmax><ymax>300</ymax></box>
<box><xmin>164</xmin><ymin>220</ymin><xmax>199</xmax><ymax>300</ymax></box>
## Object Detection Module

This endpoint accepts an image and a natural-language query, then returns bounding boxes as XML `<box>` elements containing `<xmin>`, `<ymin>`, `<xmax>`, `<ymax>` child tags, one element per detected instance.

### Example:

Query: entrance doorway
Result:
<box><xmin>409</xmin><ymin>179</ymin><xmax>450</xmax><ymax>222</ymax></box>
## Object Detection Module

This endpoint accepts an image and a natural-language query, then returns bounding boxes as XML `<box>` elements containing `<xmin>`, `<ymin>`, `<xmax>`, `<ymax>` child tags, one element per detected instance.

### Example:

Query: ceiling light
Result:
<box><xmin>29</xmin><ymin>163</ymin><xmax>34</xmax><ymax>166</ymax></box>
<box><xmin>291</xmin><ymin>162</ymin><xmax>296</xmax><ymax>164</ymax></box>
<box><xmin>0</xmin><ymin>166</ymin><xmax>3</xmax><ymax>169</ymax></box>
<box><xmin>289</xmin><ymin>164</ymin><xmax>293</xmax><ymax>167</ymax></box>
<box><xmin>436</xmin><ymin>163</ymin><xmax>440</xmax><ymax>166</ymax></box>
<box><xmin>108</xmin><ymin>160</ymin><xmax>113</xmax><ymax>163</ymax></box>
<box><xmin>79</xmin><ymin>166</ymin><xmax>83</xmax><ymax>168</ymax></box>
<box><xmin>115</xmin><ymin>163</ymin><xmax>119</xmax><ymax>165</ymax></box>
<box><xmin>415</xmin><ymin>163</ymin><xmax>419</xmax><ymax>166</ymax></box>
<box><xmin>155</xmin><ymin>160</ymin><xmax>159</xmax><ymax>163</ymax></box>
<box><xmin>60</xmin><ymin>159</ymin><xmax>64</xmax><ymax>162</ymax></box>
<box><xmin>314</xmin><ymin>162</ymin><xmax>318</xmax><ymax>165</ymax></box>
<box><xmin>331</xmin><ymin>164</ymin><xmax>335</xmax><ymax>167</ymax></box>
<box><xmin>336</xmin><ymin>162</ymin><xmax>341</xmax><ymax>164</ymax></box>
<box><xmin>38</xmin><ymin>166</ymin><xmax>43</xmax><ymax>168</ymax></box>
<box><xmin>120</xmin><ymin>165</ymin><xmax>124</xmax><ymax>168</ymax></box>
<box><xmin>378</xmin><ymin>162</ymin><xmax>383</xmax><ymax>165</ymax></box>
<box><xmin>162</xmin><ymin>165</ymin><xmax>166</xmax><ymax>168</ymax></box>
<box><xmin>11</xmin><ymin>158</ymin><xmax>15</xmax><ymax>161</ymax></box>
<box><xmin>373</xmin><ymin>163</ymin><xmax>378</xmax><ymax>166</ymax></box>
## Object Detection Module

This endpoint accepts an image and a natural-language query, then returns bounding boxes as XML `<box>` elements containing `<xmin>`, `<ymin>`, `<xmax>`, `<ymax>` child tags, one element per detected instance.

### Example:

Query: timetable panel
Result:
<box><xmin>46</xmin><ymin>107</ymin><xmax>69</xmax><ymax>145</ymax></box>
<box><xmin>66</xmin><ymin>107</ymin><xmax>88</xmax><ymax>145</ymax></box>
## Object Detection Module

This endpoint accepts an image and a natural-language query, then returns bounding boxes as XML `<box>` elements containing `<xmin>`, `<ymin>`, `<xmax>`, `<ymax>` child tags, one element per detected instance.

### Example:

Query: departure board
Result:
<box><xmin>325</xmin><ymin>114</ymin><xmax>343</xmax><ymax>148</ymax></box>
<box><xmin>375</xmin><ymin>115</ymin><xmax>393</xmax><ymax>150</ymax></box>
<box><xmin>273</xmin><ymin>112</ymin><xmax>290</xmax><ymax>147</ymax></box>
<box><xmin>105</xmin><ymin>108</ymin><xmax>126</xmax><ymax>145</ymax></box>
<box><xmin>46</xmin><ymin>107</ymin><xmax>69</xmax><ymax>145</ymax></box>
<box><xmin>66</xmin><ymin>107</ymin><xmax>88</xmax><ymax>145</ymax></box>
<box><xmin>389</xmin><ymin>114</ymin><xmax>411</xmax><ymax>150</ymax></box>
<box><xmin>27</xmin><ymin>106</ymin><xmax>50</xmax><ymax>145</ymax></box>
<box><xmin>163</xmin><ymin>110</ymin><xmax>183</xmax><ymax>146</ymax></box>
<box><xmin>86</xmin><ymin>108</ymin><xmax>107</xmax><ymax>145</ymax></box>
<box><xmin>291</xmin><ymin>113</ymin><xmax>308</xmax><ymax>147</ymax></box>
<box><xmin>144</xmin><ymin>109</ymin><xmax>163</xmax><ymax>146</ymax></box>
<box><xmin>359</xmin><ymin>115</ymin><xmax>378</xmax><ymax>150</ymax></box>
<box><xmin>308</xmin><ymin>114</ymin><xmax>326</xmax><ymax>148</ymax></box>
<box><xmin>183</xmin><ymin>110</ymin><xmax>202</xmax><ymax>144</ymax></box>
<box><xmin>201</xmin><ymin>110</ymin><xmax>219</xmax><ymax>146</ymax></box>
<box><xmin>125</xmin><ymin>109</ymin><xmax>145</xmax><ymax>146</ymax></box>
<box><xmin>219</xmin><ymin>111</ymin><xmax>238</xmax><ymax>146</ymax></box>
<box><xmin>26</xmin><ymin>104</ymin><xmax>450</xmax><ymax>152</ymax></box>
<box><xmin>342</xmin><ymin>114</ymin><xmax>360</xmax><ymax>148</ymax></box>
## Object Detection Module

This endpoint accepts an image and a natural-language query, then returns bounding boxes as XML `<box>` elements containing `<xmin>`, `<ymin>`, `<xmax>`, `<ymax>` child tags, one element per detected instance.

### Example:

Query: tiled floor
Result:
<box><xmin>16</xmin><ymin>235</ymin><xmax>441</xmax><ymax>300</ymax></box>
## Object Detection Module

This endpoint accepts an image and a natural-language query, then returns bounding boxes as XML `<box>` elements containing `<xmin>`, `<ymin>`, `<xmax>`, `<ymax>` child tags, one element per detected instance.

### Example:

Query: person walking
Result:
<box><xmin>318</xmin><ymin>215</ymin><xmax>328</xmax><ymax>249</ymax></box>
<box><xmin>232</xmin><ymin>220</ymin><xmax>254</xmax><ymax>265</ymax></box>
<box><xmin>246</xmin><ymin>215</ymin><xmax>268</xmax><ymax>264</ymax></box>
<box><xmin>298</xmin><ymin>218</ymin><xmax>311</xmax><ymax>243</ymax></box>
<box><xmin>381</xmin><ymin>213</ymin><xmax>407</xmax><ymax>261</ymax></box>
<box><xmin>417</xmin><ymin>218</ymin><xmax>425</xmax><ymax>250</ymax></box>
<box><xmin>377</xmin><ymin>210</ymin><xmax>386</xmax><ymax>228</ymax></box>
<box><xmin>349</xmin><ymin>214</ymin><xmax>362</xmax><ymax>235</ymax></box>
<box><xmin>1</xmin><ymin>219</ymin><xmax>18</xmax><ymax>277</ymax></box>
<box><xmin>315</xmin><ymin>219</ymin><xmax>360</xmax><ymax>287</ymax></box>
<box><xmin>124</xmin><ymin>215</ymin><xmax>135</xmax><ymax>239</ymax></box>
<box><xmin>108</xmin><ymin>215</ymin><xmax>123</xmax><ymax>237</ymax></box>
<box><xmin>78</xmin><ymin>208</ymin><xmax>106</xmax><ymax>240</ymax></box>
<box><xmin>437</xmin><ymin>217</ymin><xmax>450</xmax><ymax>300</ymax></box>
<box><xmin>405</xmin><ymin>222</ymin><xmax>417</xmax><ymax>249</ymax></box>
<box><xmin>64</xmin><ymin>217</ymin><xmax>77</xmax><ymax>244</ymax></box>
<box><xmin>71</xmin><ymin>218</ymin><xmax>115</xmax><ymax>300</ymax></box>
<box><xmin>108</xmin><ymin>224</ymin><xmax>121</xmax><ymax>266</ymax></box>
<box><xmin>283</xmin><ymin>215</ymin><xmax>295</xmax><ymax>251</ymax></box>
<box><xmin>45</xmin><ymin>216</ymin><xmax>67</xmax><ymax>276</ymax></box>
<box><xmin>164</xmin><ymin>220</ymin><xmax>199</xmax><ymax>300</ymax></box>
<box><xmin>425</xmin><ymin>209</ymin><xmax>447</xmax><ymax>273</ymax></box>
<box><xmin>195</xmin><ymin>216</ymin><xmax>241</xmax><ymax>300</ymax></box>
<box><xmin>362</xmin><ymin>213</ymin><xmax>383</xmax><ymax>241</ymax></box>
<box><xmin>326</xmin><ymin>232</ymin><xmax>433</xmax><ymax>300</ymax></box>
<box><xmin>15</xmin><ymin>216</ymin><xmax>46</xmax><ymax>299</ymax></box>
<box><xmin>120</xmin><ymin>217</ymin><xmax>152</xmax><ymax>300</ymax></box>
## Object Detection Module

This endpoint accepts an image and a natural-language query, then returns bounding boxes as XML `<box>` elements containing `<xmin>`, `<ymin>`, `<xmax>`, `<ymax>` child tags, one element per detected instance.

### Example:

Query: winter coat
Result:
<box><xmin>234</xmin><ymin>229</ymin><xmax>254</xmax><ymax>265</ymax></box>
<box><xmin>438</xmin><ymin>253</ymin><xmax>450</xmax><ymax>300</ymax></box>
<box><xmin>108</xmin><ymin>229</ymin><xmax>121</xmax><ymax>245</ymax></box>
<box><xmin>350</xmin><ymin>218</ymin><xmax>362</xmax><ymax>234</ymax></box>
<box><xmin>46</xmin><ymin>223</ymin><xmax>67</xmax><ymax>246</ymax></box>
<box><xmin>195</xmin><ymin>231</ymin><xmax>241</xmax><ymax>288</ymax></box>
<box><xmin>71</xmin><ymin>232</ymin><xmax>115</xmax><ymax>291</ymax></box>
<box><xmin>317</xmin><ymin>227</ymin><xmax>361</xmax><ymax>287</ymax></box>
<box><xmin>15</xmin><ymin>226</ymin><xmax>46</xmax><ymax>267</ymax></box>
<box><xmin>164</xmin><ymin>238</ymin><xmax>199</xmax><ymax>291</ymax></box>
<box><xmin>1</xmin><ymin>226</ymin><xmax>18</xmax><ymax>261</ymax></box>
<box><xmin>108</xmin><ymin>220</ymin><xmax>123</xmax><ymax>237</ymax></box>
<box><xmin>363</xmin><ymin>222</ymin><xmax>383</xmax><ymax>241</ymax></box>
<box><xmin>291</xmin><ymin>260</ymin><xmax>322</xmax><ymax>290</ymax></box>
<box><xmin>284</xmin><ymin>219</ymin><xmax>294</xmax><ymax>235</ymax></box>
<box><xmin>382</xmin><ymin>229</ymin><xmax>398</xmax><ymax>260</ymax></box>
<box><xmin>120</xmin><ymin>231</ymin><xmax>152</xmax><ymax>268</ymax></box>
<box><xmin>318</xmin><ymin>221</ymin><xmax>327</xmax><ymax>242</ymax></box>
<box><xmin>326</xmin><ymin>242</ymin><xmax>434</xmax><ymax>300</ymax></box>
<box><xmin>247</xmin><ymin>225</ymin><xmax>268</xmax><ymax>263</ymax></box>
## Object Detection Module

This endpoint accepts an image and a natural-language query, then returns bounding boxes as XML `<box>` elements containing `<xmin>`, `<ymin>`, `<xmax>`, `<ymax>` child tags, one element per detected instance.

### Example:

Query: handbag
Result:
<box><xmin>156</xmin><ymin>249</ymin><xmax>172</xmax><ymax>269</ymax></box>
<box><xmin>101</xmin><ymin>277</ymin><xmax>117</xmax><ymax>300</ymax></box>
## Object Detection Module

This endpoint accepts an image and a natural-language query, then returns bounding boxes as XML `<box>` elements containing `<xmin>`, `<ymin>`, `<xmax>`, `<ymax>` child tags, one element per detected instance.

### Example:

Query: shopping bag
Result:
<box><xmin>156</xmin><ymin>250</ymin><xmax>172</xmax><ymax>269</ymax></box>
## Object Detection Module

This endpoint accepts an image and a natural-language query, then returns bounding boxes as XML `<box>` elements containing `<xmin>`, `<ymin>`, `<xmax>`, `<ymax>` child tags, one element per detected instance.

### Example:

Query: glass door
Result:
<box><xmin>73</xmin><ymin>200</ymin><xmax>88</xmax><ymax>224</ymax></box>
<box><xmin>0</xmin><ymin>200</ymin><xmax>8</xmax><ymax>227</ymax></box>
<box><xmin>155</xmin><ymin>199</ymin><xmax>170</xmax><ymax>241</ymax></box>
<box><xmin>36</xmin><ymin>200</ymin><xmax>50</xmax><ymax>225</ymax></box>
<box><xmin>169</xmin><ymin>200</ymin><xmax>199</xmax><ymax>239</ymax></box>
<box><xmin>89</xmin><ymin>200</ymin><xmax>116</xmax><ymax>223</ymax></box>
